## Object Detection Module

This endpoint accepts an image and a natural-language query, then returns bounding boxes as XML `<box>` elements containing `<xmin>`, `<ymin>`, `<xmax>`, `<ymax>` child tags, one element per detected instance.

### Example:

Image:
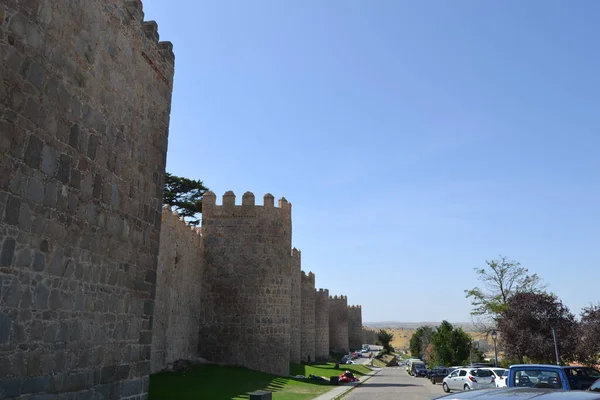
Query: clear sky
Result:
<box><xmin>142</xmin><ymin>0</ymin><xmax>600</xmax><ymax>323</ymax></box>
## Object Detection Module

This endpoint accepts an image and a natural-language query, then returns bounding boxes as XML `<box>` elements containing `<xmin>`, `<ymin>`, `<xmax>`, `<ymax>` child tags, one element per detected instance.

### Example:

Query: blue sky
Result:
<box><xmin>143</xmin><ymin>0</ymin><xmax>600</xmax><ymax>323</ymax></box>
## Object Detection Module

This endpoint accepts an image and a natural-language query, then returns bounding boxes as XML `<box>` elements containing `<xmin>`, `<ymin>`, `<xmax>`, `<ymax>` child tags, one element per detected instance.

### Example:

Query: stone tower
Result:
<box><xmin>0</xmin><ymin>1</ymin><xmax>174</xmax><ymax>398</ymax></box>
<box><xmin>329</xmin><ymin>295</ymin><xmax>349</xmax><ymax>353</ymax></box>
<box><xmin>300</xmin><ymin>271</ymin><xmax>316</xmax><ymax>363</ymax></box>
<box><xmin>348</xmin><ymin>305</ymin><xmax>363</xmax><ymax>350</ymax></box>
<box><xmin>314</xmin><ymin>288</ymin><xmax>330</xmax><ymax>361</ymax></box>
<box><xmin>289</xmin><ymin>248</ymin><xmax>302</xmax><ymax>363</ymax></box>
<box><xmin>199</xmin><ymin>191</ymin><xmax>292</xmax><ymax>376</ymax></box>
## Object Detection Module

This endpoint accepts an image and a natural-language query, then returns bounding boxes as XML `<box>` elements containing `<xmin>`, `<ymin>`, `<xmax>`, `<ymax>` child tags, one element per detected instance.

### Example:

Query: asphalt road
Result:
<box><xmin>342</xmin><ymin>366</ymin><xmax>447</xmax><ymax>400</ymax></box>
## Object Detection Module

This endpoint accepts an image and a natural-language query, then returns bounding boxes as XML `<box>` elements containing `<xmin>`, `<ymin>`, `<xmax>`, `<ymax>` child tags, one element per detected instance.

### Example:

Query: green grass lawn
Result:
<box><xmin>149</xmin><ymin>362</ymin><xmax>370</xmax><ymax>400</ymax></box>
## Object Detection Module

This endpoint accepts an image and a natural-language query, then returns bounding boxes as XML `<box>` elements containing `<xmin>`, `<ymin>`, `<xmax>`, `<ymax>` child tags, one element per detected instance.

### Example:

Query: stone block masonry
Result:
<box><xmin>348</xmin><ymin>305</ymin><xmax>363</xmax><ymax>351</ymax></box>
<box><xmin>151</xmin><ymin>209</ymin><xmax>204</xmax><ymax>373</ymax></box>
<box><xmin>300</xmin><ymin>271</ymin><xmax>315</xmax><ymax>363</ymax></box>
<box><xmin>0</xmin><ymin>0</ymin><xmax>174</xmax><ymax>398</ymax></box>
<box><xmin>314</xmin><ymin>289</ymin><xmax>329</xmax><ymax>361</ymax></box>
<box><xmin>329</xmin><ymin>296</ymin><xmax>349</xmax><ymax>353</ymax></box>
<box><xmin>289</xmin><ymin>248</ymin><xmax>301</xmax><ymax>363</ymax></box>
<box><xmin>198</xmin><ymin>191</ymin><xmax>292</xmax><ymax>376</ymax></box>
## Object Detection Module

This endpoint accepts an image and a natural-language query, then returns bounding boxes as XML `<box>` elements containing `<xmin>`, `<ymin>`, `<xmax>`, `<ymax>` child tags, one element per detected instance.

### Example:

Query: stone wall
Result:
<box><xmin>348</xmin><ymin>305</ymin><xmax>363</xmax><ymax>351</ymax></box>
<box><xmin>329</xmin><ymin>295</ymin><xmax>349</xmax><ymax>353</ymax></box>
<box><xmin>198</xmin><ymin>191</ymin><xmax>292</xmax><ymax>376</ymax></box>
<box><xmin>289</xmin><ymin>248</ymin><xmax>301</xmax><ymax>363</ymax></box>
<box><xmin>151</xmin><ymin>209</ymin><xmax>203</xmax><ymax>373</ymax></box>
<box><xmin>300</xmin><ymin>271</ymin><xmax>316</xmax><ymax>363</ymax></box>
<box><xmin>314</xmin><ymin>289</ymin><xmax>329</xmax><ymax>361</ymax></box>
<box><xmin>364</xmin><ymin>328</ymin><xmax>377</xmax><ymax>344</ymax></box>
<box><xmin>0</xmin><ymin>1</ymin><xmax>173</xmax><ymax>398</ymax></box>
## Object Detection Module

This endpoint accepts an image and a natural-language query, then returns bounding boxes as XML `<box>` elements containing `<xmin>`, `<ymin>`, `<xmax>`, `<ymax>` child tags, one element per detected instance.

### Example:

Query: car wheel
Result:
<box><xmin>431</xmin><ymin>378</ymin><xmax>435</xmax><ymax>385</ymax></box>
<box><xmin>464</xmin><ymin>384</ymin><xmax>471</xmax><ymax>391</ymax></box>
<box><xmin>442</xmin><ymin>383</ymin><xmax>450</xmax><ymax>393</ymax></box>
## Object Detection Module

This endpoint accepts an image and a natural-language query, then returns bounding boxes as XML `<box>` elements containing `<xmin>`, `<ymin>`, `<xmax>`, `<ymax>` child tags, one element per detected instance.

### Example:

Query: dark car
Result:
<box><xmin>430</xmin><ymin>368</ymin><xmax>452</xmax><ymax>384</ymax></box>
<box><xmin>434</xmin><ymin>387</ymin><xmax>600</xmax><ymax>399</ymax></box>
<box><xmin>415</xmin><ymin>365</ymin><xmax>429</xmax><ymax>377</ymax></box>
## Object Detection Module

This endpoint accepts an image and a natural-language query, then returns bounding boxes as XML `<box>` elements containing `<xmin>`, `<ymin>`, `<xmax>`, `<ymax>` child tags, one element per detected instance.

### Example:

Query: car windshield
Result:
<box><xmin>493</xmin><ymin>369</ymin><xmax>507</xmax><ymax>377</ymax></box>
<box><xmin>471</xmin><ymin>369</ymin><xmax>493</xmax><ymax>377</ymax></box>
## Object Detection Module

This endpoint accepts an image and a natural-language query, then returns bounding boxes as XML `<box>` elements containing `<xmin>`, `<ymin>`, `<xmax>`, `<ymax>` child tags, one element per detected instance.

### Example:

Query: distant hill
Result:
<box><xmin>364</xmin><ymin>321</ymin><xmax>477</xmax><ymax>331</ymax></box>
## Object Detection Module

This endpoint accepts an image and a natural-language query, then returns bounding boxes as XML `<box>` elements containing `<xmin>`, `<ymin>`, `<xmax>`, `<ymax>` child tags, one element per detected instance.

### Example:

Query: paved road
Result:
<box><xmin>342</xmin><ymin>366</ymin><xmax>446</xmax><ymax>400</ymax></box>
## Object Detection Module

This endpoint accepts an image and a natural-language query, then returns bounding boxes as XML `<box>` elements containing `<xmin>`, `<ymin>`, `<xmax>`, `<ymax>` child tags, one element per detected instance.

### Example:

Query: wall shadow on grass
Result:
<box><xmin>290</xmin><ymin>362</ymin><xmax>370</xmax><ymax>378</ymax></box>
<box><xmin>149</xmin><ymin>363</ymin><xmax>345</xmax><ymax>400</ymax></box>
<box><xmin>149</xmin><ymin>365</ymin><xmax>290</xmax><ymax>400</ymax></box>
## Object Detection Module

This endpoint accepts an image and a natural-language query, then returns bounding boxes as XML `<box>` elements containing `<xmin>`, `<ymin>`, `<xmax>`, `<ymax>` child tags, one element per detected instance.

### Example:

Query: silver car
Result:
<box><xmin>435</xmin><ymin>387</ymin><xmax>600</xmax><ymax>399</ymax></box>
<box><xmin>479</xmin><ymin>367</ymin><xmax>509</xmax><ymax>388</ymax></box>
<box><xmin>442</xmin><ymin>367</ymin><xmax>496</xmax><ymax>392</ymax></box>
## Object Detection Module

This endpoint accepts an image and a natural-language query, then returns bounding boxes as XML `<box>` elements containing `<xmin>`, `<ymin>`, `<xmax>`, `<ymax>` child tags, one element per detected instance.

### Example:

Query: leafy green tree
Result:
<box><xmin>464</xmin><ymin>255</ymin><xmax>546</xmax><ymax>333</ymax></box>
<box><xmin>431</xmin><ymin>321</ymin><xmax>472</xmax><ymax>366</ymax></box>
<box><xmin>409</xmin><ymin>326</ymin><xmax>435</xmax><ymax>358</ymax></box>
<box><xmin>377</xmin><ymin>329</ymin><xmax>395</xmax><ymax>354</ymax></box>
<box><xmin>163</xmin><ymin>172</ymin><xmax>209</xmax><ymax>226</ymax></box>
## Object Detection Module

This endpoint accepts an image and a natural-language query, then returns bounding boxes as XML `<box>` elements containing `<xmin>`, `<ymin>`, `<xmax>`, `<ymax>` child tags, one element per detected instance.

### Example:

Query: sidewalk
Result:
<box><xmin>312</xmin><ymin>367</ymin><xmax>382</xmax><ymax>400</ymax></box>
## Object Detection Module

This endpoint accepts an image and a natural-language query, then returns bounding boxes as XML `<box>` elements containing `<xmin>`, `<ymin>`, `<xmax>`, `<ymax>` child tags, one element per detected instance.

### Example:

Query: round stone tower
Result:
<box><xmin>315</xmin><ymin>288</ymin><xmax>330</xmax><ymax>361</ymax></box>
<box><xmin>0</xmin><ymin>1</ymin><xmax>174</xmax><ymax>398</ymax></box>
<box><xmin>329</xmin><ymin>295</ymin><xmax>349</xmax><ymax>353</ymax></box>
<box><xmin>200</xmin><ymin>191</ymin><xmax>292</xmax><ymax>376</ymax></box>
<box><xmin>290</xmin><ymin>248</ymin><xmax>302</xmax><ymax>363</ymax></box>
<box><xmin>300</xmin><ymin>271</ymin><xmax>316</xmax><ymax>363</ymax></box>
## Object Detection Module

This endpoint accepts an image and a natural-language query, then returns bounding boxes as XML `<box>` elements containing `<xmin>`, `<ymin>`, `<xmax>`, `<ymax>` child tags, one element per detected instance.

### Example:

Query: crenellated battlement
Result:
<box><xmin>329</xmin><ymin>295</ymin><xmax>348</xmax><ymax>301</ymax></box>
<box><xmin>162</xmin><ymin>206</ymin><xmax>202</xmax><ymax>235</ymax></box>
<box><xmin>301</xmin><ymin>271</ymin><xmax>315</xmax><ymax>284</ymax></box>
<box><xmin>348</xmin><ymin>305</ymin><xmax>362</xmax><ymax>309</ymax></box>
<box><xmin>292</xmin><ymin>248</ymin><xmax>301</xmax><ymax>259</ymax></box>
<box><xmin>317</xmin><ymin>288</ymin><xmax>329</xmax><ymax>293</ymax></box>
<box><xmin>125</xmin><ymin>1</ymin><xmax>175</xmax><ymax>66</ymax></box>
<box><xmin>202</xmin><ymin>191</ymin><xmax>292</xmax><ymax>218</ymax></box>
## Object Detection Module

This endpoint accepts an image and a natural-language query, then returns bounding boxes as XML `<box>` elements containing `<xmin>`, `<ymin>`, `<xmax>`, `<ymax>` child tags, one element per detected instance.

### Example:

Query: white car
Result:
<box><xmin>479</xmin><ymin>367</ymin><xmax>509</xmax><ymax>388</ymax></box>
<box><xmin>442</xmin><ymin>367</ymin><xmax>497</xmax><ymax>392</ymax></box>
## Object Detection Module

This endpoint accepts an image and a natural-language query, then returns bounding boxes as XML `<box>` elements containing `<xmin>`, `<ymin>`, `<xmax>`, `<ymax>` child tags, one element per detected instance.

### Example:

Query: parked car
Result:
<box><xmin>430</xmin><ymin>368</ymin><xmax>452</xmax><ymax>384</ymax></box>
<box><xmin>479</xmin><ymin>367</ymin><xmax>509</xmax><ymax>388</ymax></box>
<box><xmin>427</xmin><ymin>367</ymin><xmax>448</xmax><ymax>379</ymax></box>
<box><xmin>415</xmin><ymin>364</ymin><xmax>429</xmax><ymax>377</ymax></box>
<box><xmin>442</xmin><ymin>367</ymin><xmax>496</xmax><ymax>392</ymax></box>
<box><xmin>507</xmin><ymin>364</ymin><xmax>600</xmax><ymax>391</ymax></box>
<box><xmin>434</xmin><ymin>387</ymin><xmax>600</xmax><ymax>399</ymax></box>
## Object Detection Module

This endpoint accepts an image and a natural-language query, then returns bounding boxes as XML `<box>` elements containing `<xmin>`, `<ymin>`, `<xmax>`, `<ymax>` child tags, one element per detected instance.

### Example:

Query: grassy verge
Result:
<box><xmin>149</xmin><ymin>362</ymin><xmax>370</xmax><ymax>400</ymax></box>
<box><xmin>371</xmin><ymin>358</ymin><xmax>387</xmax><ymax>368</ymax></box>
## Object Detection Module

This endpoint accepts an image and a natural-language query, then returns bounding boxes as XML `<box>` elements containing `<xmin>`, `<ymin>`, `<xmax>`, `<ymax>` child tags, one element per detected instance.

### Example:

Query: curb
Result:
<box><xmin>313</xmin><ymin>367</ymin><xmax>382</xmax><ymax>400</ymax></box>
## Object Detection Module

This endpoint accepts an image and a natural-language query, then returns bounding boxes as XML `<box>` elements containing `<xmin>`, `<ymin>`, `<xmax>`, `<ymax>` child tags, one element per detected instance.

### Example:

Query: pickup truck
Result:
<box><xmin>507</xmin><ymin>364</ymin><xmax>600</xmax><ymax>390</ymax></box>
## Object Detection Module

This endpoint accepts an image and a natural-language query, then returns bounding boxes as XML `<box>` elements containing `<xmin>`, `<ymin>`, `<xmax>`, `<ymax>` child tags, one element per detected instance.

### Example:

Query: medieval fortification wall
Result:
<box><xmin>289</xmin><ymin>248</ymin><xmax>301</xmax><ymax>363</ymax></box>
<box><xmin>329</xmin><ymin>296</ymin><xmax>349</xmax><ymax>353</ymax></box>
<box><xmin>0</xmin><ymin>0</ymin><xmax>173</xmax><ymax>398</ymax></box>
<box><xmin>314</xmin><ymin>289</ymin><xmax>330</xmax><ymax>361</ymax></box>
<box><xmin>300</xmin><ymin>271</ymin><xmax>316</xmax><ymax>362</ymax></box>
<box><xmin>151</xmin><ymin>209</ymin><xmax>204</xmax><ymax>373</ymax></box>
<box><xmin>0</xmin><ymin>0</ymin><xmax>366</xmax><ymax>393</ymax></box>
<box><xmin>348</xmin><ymin>305</ymin><xmax>363</xmax><ymax>350</ymax></box>
<box><xmin>198</xmin><ymin>191</ymin><xmax>292</xmax><ymax>376</ymax></box>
